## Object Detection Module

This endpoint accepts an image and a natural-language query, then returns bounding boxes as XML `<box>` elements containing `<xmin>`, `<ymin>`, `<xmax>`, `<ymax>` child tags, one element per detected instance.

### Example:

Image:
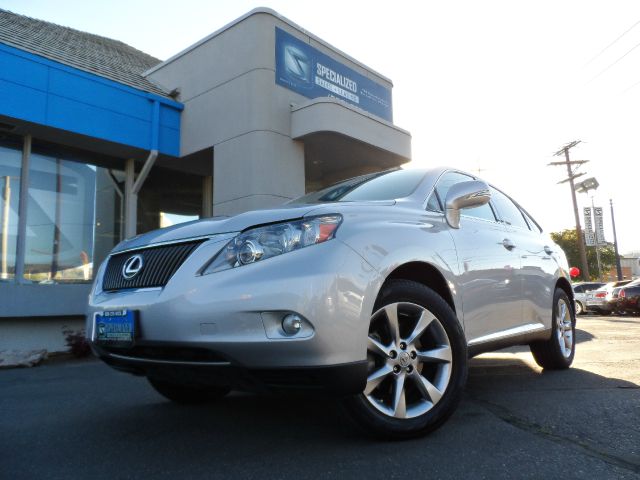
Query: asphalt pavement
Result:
<box><xmin>1</xmin><ymin>315</ymin><xmax>639</xmax><ymax>480</ymax></box>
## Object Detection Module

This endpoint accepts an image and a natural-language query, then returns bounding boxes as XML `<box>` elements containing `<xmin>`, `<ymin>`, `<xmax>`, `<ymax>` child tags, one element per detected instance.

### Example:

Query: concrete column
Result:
<box><xmin>124</xmin><ymin>158</ymin><xmax>137</xmax><ymax>238</ymax></box>
<box><xmin>14</xmin><ymin>134</ymin><xmax>31</xmax><ymax>283</ymax></box>
<box><xmin>1</xmin><ymin>175</ymin><xmax>10</xmax><ymax>279</ymax></box>
<box><xmin>212</xmin><ymin>131</ymin><xmax>305</xmax><ymax>216</ymax></box>
<box><xmin>201</xmin><ymin>176</ymin><xmax>213</xmax><ymax>217</ymax></box>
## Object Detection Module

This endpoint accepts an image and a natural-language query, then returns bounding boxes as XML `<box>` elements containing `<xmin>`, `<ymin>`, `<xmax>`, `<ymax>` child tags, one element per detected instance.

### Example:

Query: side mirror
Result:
<box><xmin>444</xmin><ymin>180</ymin><xmax>491</xmax><ymax>229</ymax></box>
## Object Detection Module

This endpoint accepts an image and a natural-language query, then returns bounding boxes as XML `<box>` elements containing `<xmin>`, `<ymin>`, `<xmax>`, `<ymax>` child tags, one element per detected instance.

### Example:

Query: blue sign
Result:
<box><xmin>275</xmin><ymin>27</ymin><xmax>393</xmax><ymax>122</ymax></box>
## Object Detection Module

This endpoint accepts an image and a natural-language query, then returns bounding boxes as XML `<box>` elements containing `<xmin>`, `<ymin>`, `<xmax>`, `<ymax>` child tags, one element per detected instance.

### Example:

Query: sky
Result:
<box><xmin>2</xmin><ymin>0</ymin><xmax>639</xmax><ymax>253</ymax></box>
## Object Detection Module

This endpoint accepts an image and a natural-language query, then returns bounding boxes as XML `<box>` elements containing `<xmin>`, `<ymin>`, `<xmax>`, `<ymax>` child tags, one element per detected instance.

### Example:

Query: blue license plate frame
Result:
<box><xmin>95</xmin><ymin>310</ymin><xmax>136</xmax><ymax>346</ymax></box>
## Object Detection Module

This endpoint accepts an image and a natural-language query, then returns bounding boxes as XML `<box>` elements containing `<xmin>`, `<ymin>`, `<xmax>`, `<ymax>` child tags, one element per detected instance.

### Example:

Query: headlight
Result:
<box><xmin>202</xmin><ymin>214</ymin><xmax>342</xmax><ymax>274</ymax></box>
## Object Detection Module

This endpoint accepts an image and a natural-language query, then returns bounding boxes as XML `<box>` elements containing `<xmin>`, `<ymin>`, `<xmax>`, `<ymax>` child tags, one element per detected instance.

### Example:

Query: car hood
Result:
<box><xmin>112</xmin><ymin>201</ymin><xmax>394</xmax><ymax>253</ymax></box>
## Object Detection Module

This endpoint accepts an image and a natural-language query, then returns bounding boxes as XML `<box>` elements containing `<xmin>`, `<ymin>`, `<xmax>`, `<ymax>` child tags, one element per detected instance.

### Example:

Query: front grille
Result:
<box><xmin>102</xmin><ymin>240</ymin><xmax>204</xmax><ymax>291</ymax></box>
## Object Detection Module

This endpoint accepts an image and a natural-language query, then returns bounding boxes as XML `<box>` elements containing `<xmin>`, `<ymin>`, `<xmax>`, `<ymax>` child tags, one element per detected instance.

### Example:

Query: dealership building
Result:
<box><xmin>0</xmin><ymin>7</ymin><xmax>411</xmax><ymax>353</ymax></box>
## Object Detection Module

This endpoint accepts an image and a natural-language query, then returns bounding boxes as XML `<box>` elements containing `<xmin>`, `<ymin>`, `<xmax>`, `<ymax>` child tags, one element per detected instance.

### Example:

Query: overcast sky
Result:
<box><xmin>3</xmin><ymin>0</ymin><xmax>639</xmax><ymax>254</ymax></box>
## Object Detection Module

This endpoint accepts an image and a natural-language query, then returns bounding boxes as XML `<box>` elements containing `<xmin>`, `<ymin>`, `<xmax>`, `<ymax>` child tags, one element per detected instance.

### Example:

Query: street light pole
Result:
<box><xmin>610</xmin><ymin>199</ymin><xmax>623</xmax><ymax>280</ymax></box>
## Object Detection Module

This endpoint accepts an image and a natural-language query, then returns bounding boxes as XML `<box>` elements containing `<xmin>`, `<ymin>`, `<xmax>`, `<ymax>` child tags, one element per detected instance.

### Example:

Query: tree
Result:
<box><xmin>550</xmin><ymin>229</ymin><xmax>616</xmax><ymax>281</ymax></box>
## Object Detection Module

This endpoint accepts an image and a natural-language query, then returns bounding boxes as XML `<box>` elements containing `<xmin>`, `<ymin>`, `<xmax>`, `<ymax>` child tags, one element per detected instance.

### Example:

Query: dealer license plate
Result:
<box><xmin>95</xmin><ymin>310</ymin><xmax>136</xmax><ymax>345</ymax></box>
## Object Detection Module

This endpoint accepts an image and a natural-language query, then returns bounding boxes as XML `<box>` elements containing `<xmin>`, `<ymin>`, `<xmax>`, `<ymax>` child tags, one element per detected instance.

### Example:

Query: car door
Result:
<box><xmin>489</xmin><ymin>187</ymin><xmax>555</xmax><ymax>328</ymax></box>
<box><xmin>427</xmin><ymin>172</ymin><xmax>522</xmax><ymax>343</ymax></box>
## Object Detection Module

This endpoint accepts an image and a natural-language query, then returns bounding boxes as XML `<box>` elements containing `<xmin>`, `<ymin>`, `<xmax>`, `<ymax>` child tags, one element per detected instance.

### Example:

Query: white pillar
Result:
<box><xmin>124</xmin><ymin>158</ymin><xmax>137</xmax><ymax>239</ymax></box>
<box><xmin>213</xmin><ymin>131</ymin><xmax>305</xmax><ymax>216</ymax></box>
<box><xmin>14</xmin><ymin>134</ymin><xmax>31</xmax><ymax>283</ymax></box>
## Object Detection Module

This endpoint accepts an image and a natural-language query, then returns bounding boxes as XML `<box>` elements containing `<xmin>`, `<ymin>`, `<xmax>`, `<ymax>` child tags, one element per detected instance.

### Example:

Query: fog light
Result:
<box><xmin>282</xmin><ymin>314</ymin><xmax>302</xmax><ymax>335</ymax></box>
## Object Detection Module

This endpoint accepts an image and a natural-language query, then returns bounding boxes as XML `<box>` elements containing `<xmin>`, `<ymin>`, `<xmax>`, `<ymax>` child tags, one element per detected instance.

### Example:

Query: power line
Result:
<box><xmin>584</xmin><ymin>18</ymin><xmax>640</xmax><ymax>67</ymax></box>
<box><xmin>587</xmin><ymin>39</ymin><xmax>640</xmax><ymax>84</ymax></box>
<box><xmin>622</xmin><ymin>76</ymin><xmax>640</xmax><ymax>93</ymax></box>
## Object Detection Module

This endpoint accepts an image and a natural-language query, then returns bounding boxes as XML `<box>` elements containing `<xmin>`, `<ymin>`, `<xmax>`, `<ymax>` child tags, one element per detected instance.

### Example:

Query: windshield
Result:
<box><xmin>289</xmin><ymin>169</ymin><xmax>427</xmax><ymax>204</ymax></box>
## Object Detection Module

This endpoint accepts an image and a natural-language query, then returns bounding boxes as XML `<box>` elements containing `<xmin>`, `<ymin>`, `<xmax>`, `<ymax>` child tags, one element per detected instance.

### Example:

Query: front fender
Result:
<box><xmin>337</xmin><ymin>209</ymin><xmax>461</xmax><ymax>323</ymax></box>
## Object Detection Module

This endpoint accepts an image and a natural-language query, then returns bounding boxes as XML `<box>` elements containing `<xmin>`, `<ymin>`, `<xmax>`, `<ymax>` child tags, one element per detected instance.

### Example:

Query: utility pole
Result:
<box><xmin>610</xmin><ymin>198</ymin><xmax>623</xmax><ymax>280</ymax></box>
<box><xmin>548</xmin><ymin>141</ymin><xmax>590</xmax><ymax>279</ymax></box>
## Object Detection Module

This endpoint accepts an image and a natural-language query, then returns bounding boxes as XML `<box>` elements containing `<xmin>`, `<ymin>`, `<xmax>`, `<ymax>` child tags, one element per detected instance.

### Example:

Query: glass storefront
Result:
<box><xmin>22</xmin><ymin>151</ymin><xmax>123</xmax><ymax>283</ymax></box>
<box><xmin>0</xmin><ymin>143</ymin><xmax>22</xmax><ymax>281</ymax></box>
<box><xmin>1</xmin><ymin>137</ymin><xmax>204</xmax><ymax>285</ymax></box>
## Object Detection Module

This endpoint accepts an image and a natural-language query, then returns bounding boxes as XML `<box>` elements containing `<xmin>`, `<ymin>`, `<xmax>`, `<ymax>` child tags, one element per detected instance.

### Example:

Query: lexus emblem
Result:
<box><xmin>122</xmin><ymin>254</ymin><xmax>144</xmax><ymax>279</ymax></box>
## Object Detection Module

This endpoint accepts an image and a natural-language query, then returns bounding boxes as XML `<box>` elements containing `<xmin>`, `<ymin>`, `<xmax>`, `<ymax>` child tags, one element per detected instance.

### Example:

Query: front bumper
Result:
<box><xmin>586</xmin><ymin>299</ymin><xmax>615</xmax><ymax>313</ymax></box>
<box><xmin>94</xmin><ymin>345</ymin><xmax>367</xmax><ymax>394</ymax></box>
<box><xmin>87</xmin><ymin>237</ymin><xmax>379</xmax><ymax>388</ymax></box>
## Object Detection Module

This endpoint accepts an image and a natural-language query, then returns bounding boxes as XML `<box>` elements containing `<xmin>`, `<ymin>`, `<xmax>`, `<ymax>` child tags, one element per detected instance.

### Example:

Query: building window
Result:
<box><xmin>0</xmin><ymin>143</ymin><xmax>22</xmax><ymax>281</ymax></box>
<box><xmin>22</xmin><ymin>151</ymin><xmax>123</xmax><ymax>283</ymax></box>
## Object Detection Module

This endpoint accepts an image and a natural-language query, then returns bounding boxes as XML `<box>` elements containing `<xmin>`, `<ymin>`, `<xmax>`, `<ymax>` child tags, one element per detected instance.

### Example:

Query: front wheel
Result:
<box><xmin>529</xmin><ymin>288</ymin><xmax>575</xmax><ymax>369</ymax></box>
<box><xmin>343</xmin><ymin>280</ymin><xmax>467</xmax><ymax>439</ymax></box>
<box><xmin>575</xmin><ymin>301</ymin><xmax>583</xmax><ymax>315</ymax></box>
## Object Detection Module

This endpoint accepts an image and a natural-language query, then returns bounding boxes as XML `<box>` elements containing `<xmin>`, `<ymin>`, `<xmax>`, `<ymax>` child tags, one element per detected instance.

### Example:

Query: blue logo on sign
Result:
<box><xmin>283</xmin><ymin>44</ymin><xmax>311</xmax><ymax>84</ymax></box>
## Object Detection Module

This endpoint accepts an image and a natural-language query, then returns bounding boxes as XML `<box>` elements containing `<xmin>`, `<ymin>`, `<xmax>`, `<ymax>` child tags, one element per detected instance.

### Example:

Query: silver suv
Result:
<box><xmin>572</xmin><ymin>282</ymin><xmax>605</xmax><ymax>315</ymax></box>
<box><xmin>586</xmin><ymin>280</ymin><xmax>632</xmax><ymax>315</ymax></box>
<box><xmin>87</xmin><ymin>168</ymin><xmax>574</xmax><ymax>438</ymax></box>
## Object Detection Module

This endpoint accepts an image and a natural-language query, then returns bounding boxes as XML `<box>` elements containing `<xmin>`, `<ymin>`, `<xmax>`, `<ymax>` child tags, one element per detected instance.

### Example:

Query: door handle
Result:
<box><xmin>502</xmin><ymin>238</ymin><xmax>516</xmax><ymax>250</ymax></box>
<box><xmin>543</xmin><ymin>245</ymin><xmax>553</xmax><ymax>255</ymax></box>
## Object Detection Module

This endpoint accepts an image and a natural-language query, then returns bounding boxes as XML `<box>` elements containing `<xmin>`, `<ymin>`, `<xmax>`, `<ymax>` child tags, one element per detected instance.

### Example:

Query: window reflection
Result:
<box><xmin>23</xmin><ymin>152</ymin><xmax>123</xmax><ymax>283</ymax></box>
<box><xmin>0</xmin><ymin>145</ymin><xmax>21</xmax><ymax>281</ymax></box>
<box><xmin>3</xmin><ymin>140</ymin><xmax>205</xmax><ymax>284</ymax></box>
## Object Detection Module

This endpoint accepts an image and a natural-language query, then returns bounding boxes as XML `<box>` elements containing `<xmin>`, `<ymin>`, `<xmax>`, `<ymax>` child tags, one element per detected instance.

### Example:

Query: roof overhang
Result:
<box><xmin>291</xmin><ymin>98</ymin><xmax>411</xmax><ymax>168</ymax></box>
<box><xmin>0</xmin><ymin>42</ymin><xmax>182</xmax><ymax>158</ymax></box>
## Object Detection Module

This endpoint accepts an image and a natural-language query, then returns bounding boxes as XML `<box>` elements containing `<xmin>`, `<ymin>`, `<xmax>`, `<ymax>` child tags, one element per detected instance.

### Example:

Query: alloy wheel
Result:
<box><xmin>364</xmin><ymin>302</ymin><xmax>452</xmax><ymax>419</ymax></box>
<box><xmin>556</xmin><ymin>298</ymin><xmax>574</xmax><ymax>358</ymax></box>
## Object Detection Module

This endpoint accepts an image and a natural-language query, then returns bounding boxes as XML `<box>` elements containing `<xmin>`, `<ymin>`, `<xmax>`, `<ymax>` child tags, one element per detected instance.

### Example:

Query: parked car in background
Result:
<box><xmin>585</xmin><ymin>280</ymin><xmax>632</xmax><ymax>315</ymax></box>
<box><xmin>617</xmin><ymin>279</ymin><xmax>640</xmax><ymax>315</ymax></box>
<box><xmin>87</xmin><ymin>167</ymin><xmax>575</xmax><ymax>438</ymax></box>
<box><xmin>572</xmin><ymin>282</ymin><xmax>605</xmax><ymax>315</ymax></box>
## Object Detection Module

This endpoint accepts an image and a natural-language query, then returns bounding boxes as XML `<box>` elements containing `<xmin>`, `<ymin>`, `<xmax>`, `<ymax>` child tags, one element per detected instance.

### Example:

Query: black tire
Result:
<box><xmin>575</xmin><ymin>301</ymin><xmax>584</xmax><ymax>315</ymax></box>
<box><xmin>343</xmin><ymin>279</ymin><xmax>467</xmax><ymax>439</ymax></box>
<box><xmin>530</xmin><ymin>288</ymin><xmax>575</xmax><ymax>370</ymax></box>
<box><xmin>148</xmin><ymin>377</ymin><xmax>231</xmax><ymax>404</ymax></box>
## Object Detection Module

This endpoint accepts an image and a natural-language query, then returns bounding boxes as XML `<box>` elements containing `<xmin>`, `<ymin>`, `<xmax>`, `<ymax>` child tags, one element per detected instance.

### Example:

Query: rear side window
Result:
<box><xmin>489</xmin><ymin>187</ymin><xmax>529</xmax><ymax>229</ymax></box>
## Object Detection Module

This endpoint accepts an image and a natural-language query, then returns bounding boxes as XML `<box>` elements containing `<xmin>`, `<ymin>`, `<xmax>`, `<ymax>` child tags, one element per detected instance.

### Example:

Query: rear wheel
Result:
<box><xmin>344</xmin><ymin>280</ymin><xmax>467</xmax><ymax>439</ymax></box>
<box><xmin>530</xmin><ymin>288</ymin><xmax>575</xmax><ymax>369</ymax></box>
<box><xmin>148</xmin><ymin>377</ymin><xmax>231</xmax><ymax>404</ymax></box>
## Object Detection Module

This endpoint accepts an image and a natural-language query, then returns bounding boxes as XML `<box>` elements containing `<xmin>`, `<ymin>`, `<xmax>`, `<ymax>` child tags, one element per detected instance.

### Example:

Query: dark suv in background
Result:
<box><xmin>617</xmin><ymin>279</ymin><xmax>640</xmax><ymax>315</ymax></box>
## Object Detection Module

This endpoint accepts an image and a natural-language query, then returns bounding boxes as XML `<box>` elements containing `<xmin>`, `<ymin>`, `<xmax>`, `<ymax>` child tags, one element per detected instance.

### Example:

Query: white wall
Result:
<box><xmin>146</xmin><ymin>9</ymin><xmax>398</xmax><ymax>216</ymax></box>
<box><xmin>0</xmin><ymin>316</ymin><xmax>84</xmax><ymax>352</ymax></box>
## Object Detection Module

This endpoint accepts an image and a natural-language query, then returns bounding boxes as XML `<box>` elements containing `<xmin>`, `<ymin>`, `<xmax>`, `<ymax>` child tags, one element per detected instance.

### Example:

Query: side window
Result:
<box><xmin>463</xmin><ymin>203</ymin><xmax>497</xmax><ymax>222</ymax></box>
<box><xmin>574</xmin><ymin>285</ymin><xmax>584</xmax><ymax>293</ymax></box>
<box><xmin>427</xmin><ymin>171</ymin><xmax>496</xmax><ymax>222</ymax></box>
<box><xmin>490</xmin><ymin>187</ymin><xmax>530</xmax><ymax>229</ymax></box>
<box><xmin>426</xmin><ymin>192</ymin><xmax>441</xmax><ymax>212</ymax></box>
<box><xmin>521</xmin><ymin>208</ymin><xmax>542</xmax><ymax>233</ymax></box>
<box><xmin>434</xmin><ymin>172</ymin><xmax>474</xmax><ymax>204</ymax></box>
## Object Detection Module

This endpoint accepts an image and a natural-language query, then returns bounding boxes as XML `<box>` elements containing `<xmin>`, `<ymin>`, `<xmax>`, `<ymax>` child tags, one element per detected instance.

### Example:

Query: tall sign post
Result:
<box><xmin>576</xmin><ymin>177</ymin><xmax>604</xmax><ymax>281</ymax></box>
